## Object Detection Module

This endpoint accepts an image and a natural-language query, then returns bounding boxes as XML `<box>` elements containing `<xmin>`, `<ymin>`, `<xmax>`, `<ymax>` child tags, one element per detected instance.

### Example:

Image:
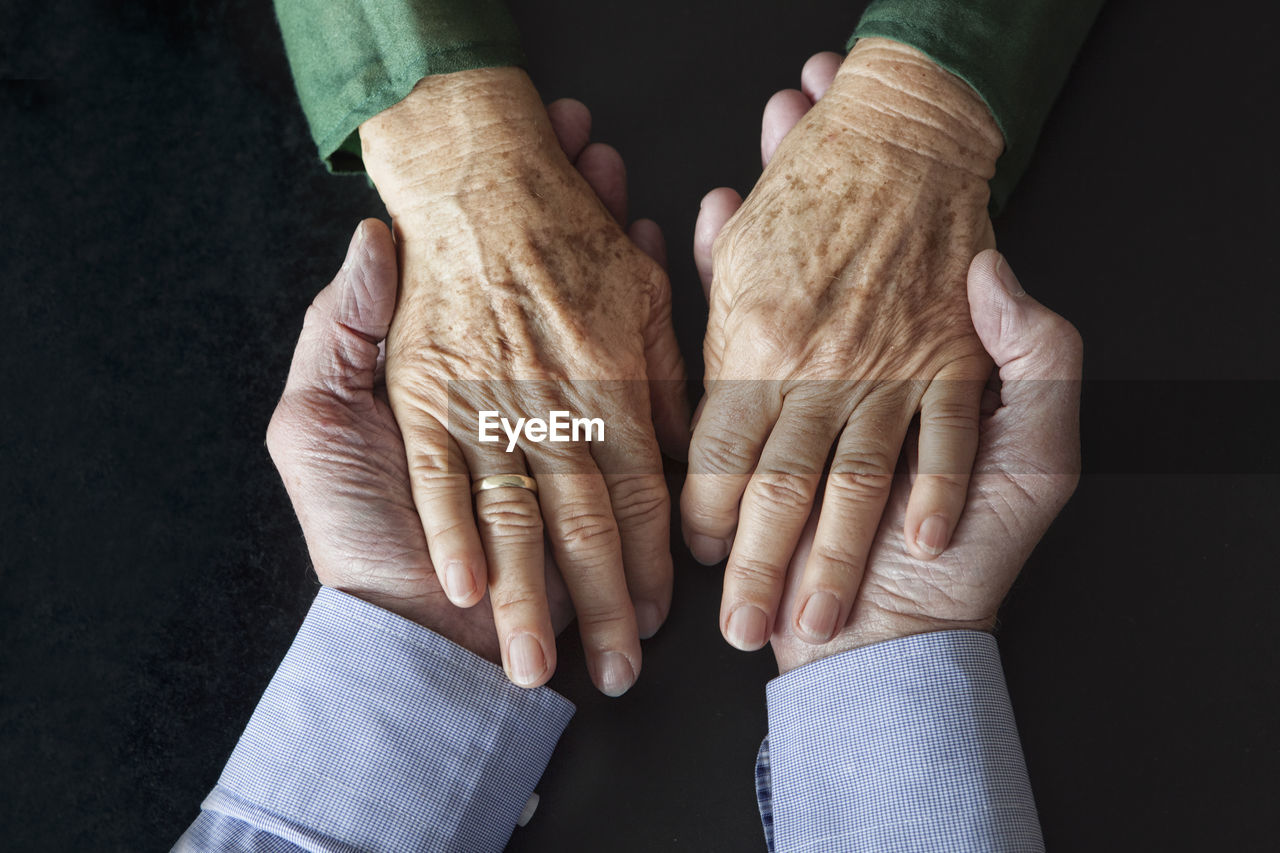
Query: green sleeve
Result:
<box><xmin>851</xmin><ymin>0</ymin><xmax>1104</xmax><ymax>211</ymax></box>
<box><xmin>273</xmin><ymin>0</ymin><xmax>524</xmax><ymax>172</ymax></box>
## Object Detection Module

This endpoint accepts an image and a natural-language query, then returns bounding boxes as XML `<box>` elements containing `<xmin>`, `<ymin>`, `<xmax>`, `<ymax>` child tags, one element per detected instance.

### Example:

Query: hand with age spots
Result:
<box><xmin>266</xmin><ymin>218</ymin><xmax>575</xmax><ymax>663</ymax></box>
<box><xmin>685</xmin><ymin>41</ymin><xmax>1007</xmax><ymax>652</ymax></box>
<box><xmin>359</xmin><ymin>72</ymin><xmax>687</xmax><ymax>696</ymax></box>
<box><xmin>771</xmin><ymin>248</ymin><xmax>1082</xmax><ymax>673</ymax></box>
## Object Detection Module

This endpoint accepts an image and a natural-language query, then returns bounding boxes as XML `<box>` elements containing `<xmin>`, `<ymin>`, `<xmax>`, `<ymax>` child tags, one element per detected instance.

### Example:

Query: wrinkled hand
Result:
<box><xmin>266</xmin><ymin>219</ymin><xmax>573</xmax><ymax>663</ymax></box>
<box><xmin>360</xmin><ymin>73</ymin><xmax>686</xmax><ymax>695</ymax></box>
<box><xmin>773</xmin><ymin>250</ymin><xmax>1082</xmax><ymax>673</ymax></box>
<box><xmin>686</xmin><ymin>42</ymin><xmax>1006</xmax><ymax>651</ymax></box>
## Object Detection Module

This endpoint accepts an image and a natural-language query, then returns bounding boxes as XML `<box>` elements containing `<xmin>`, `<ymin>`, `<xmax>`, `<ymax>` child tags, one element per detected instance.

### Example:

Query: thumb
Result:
<box><xmin>969</xmin><ymin>250</ymin><xmax>1083</xmax><ymax>384</ymax></box>
<box><xmin>967</xmin><ymin>249</ymin><xmax>1083</xmax><ymax>499</ymax></box>
<box><xmin>693</xmin><ymin>188</ymin><xmax>742</xmax><ymax>299</ymax></box>
<box><xmin>285</xmin><ymin>218</ymin><xmax>398</xmax><ymax>400</ymax></box>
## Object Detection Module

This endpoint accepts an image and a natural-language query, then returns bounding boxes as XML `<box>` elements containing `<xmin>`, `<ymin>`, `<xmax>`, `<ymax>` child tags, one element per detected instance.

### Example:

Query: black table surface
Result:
<box><xmin>3</xmin><ymin>2</ymin><xmax>1278</xmax><ymax>850</ymax></box>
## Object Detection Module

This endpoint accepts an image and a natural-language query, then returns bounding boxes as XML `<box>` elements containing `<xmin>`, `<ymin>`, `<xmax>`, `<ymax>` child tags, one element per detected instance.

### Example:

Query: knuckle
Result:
<box><xmin>1057</xmin><ymin>322</ymin><xmax>1085</xmax><ymax>366</ymax></box>
<box><xmin>427</xmin><ymin>515</ymin><xmax>475</xmax><ymax>544</ymax></box>
<box><xmin>407</xmin><ymin>450</ymin><xmax>457</xmax><ymax>485</ymax></box>
<box><xmin>827</xmin><ymin>448</ymin><xmax>896</xmax><ymax>503</ymax></box>
<box><xmin>553</xmin><ymin>505</ymin><xmax>619</xmax><ymax>555</ymax></box>
<box><xmin>264</xmin><ymin>405</ymin><xmax>292</xmax><ymax>459</ymax></box>
<box><xmin>575</xmin><ymin>602</ymin><xmax>634</xmax><ymax>631</ymax></box>
<box><xmin>476</xmin><ymin>493</ymin><xmax>543</xmax><ymax>539</ymax></box>
<box><xmin>916</xmin><ymin>471</ymin><xmax>970</xmax><ymax>492</ymax></box>
<box><xmin>924</xmin><ymin>400</ymin><xmax>981</xmax><ymax>433</ymax></box>
<box><xmin>834</xmin><ymin>444</ymin><xmax>897</xmax><ymax>478</ymax></box>
<box><xmin>825</xmin><ymin>468</ymin><xmax>894</xmax><ymax>506</ymax></box>
<box><xmin>808</xmin><ymin>542</ymin><xmax>866</xmax><ymax>582</ymax></box>
<box><xmin>692</xmin><ymin>430</ymin><xmax>758</xmax><ymax>477</ymax></box>
<box><xmin>680</xmin><ymin>494</ymin><xmax>736</xmax><ymax>534</ymax></box>
<box><xmin>490</xmin><ymin>588</ymin><xmax>542</xmax><ymax>618</ymax></box>
<box><xmin>1029</xmin><ymin>315</ymin><xmax>1085</xmax><ymax>375</ymax></box>
<box><xmin>751</xmin><ymin>467</ymin><xmax>816</xmax><ymax>514</ymax></box>
<box><xmin>266</xmin><ymin>395</ymin><xmax>363</xmax><ymax>465</ymax></box>
<box><xmin>608</xmin><ymin>476</ymin><xmax>670</xmax><ymax>529</ymax></box>
<box><xmin>728</xmin><ymin>552</ymin><xmax>786</xmax><ymax>593</ymax></box>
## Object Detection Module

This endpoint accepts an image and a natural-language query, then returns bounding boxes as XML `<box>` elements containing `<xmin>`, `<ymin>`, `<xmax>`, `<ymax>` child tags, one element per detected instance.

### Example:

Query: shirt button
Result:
<box><xmin>517</xmin><ymin>792</ymin><xmax>540</xmax><ymax>826</ymax></box>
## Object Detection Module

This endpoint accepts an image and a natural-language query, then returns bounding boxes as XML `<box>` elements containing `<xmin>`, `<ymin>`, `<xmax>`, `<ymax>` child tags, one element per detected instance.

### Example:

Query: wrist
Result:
<box><xmin>774</xmin><ymin>603</ymin><xmax>996</xmax><ymax>675</ymax></box>
<box><xmin>330</xmin><ymin>584</ymin><xmax>503</xmax><ymax>666</ymax></box>
<box><xmin>824</xmin><ymin>38</ymin><xmax>1003</xmax><ymax>181</ymax></box>
<box><xmin>360</xmin><ymin>67</ymin><xmax>560</xmax><ymax>220</ymax></box>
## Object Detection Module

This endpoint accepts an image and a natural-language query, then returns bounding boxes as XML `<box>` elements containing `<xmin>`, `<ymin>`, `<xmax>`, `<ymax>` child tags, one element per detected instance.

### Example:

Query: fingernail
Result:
<box><xmin>917</xmin><ymin>515</ymin><xmax>950</xmax><ymax>557</ymax></box>
<box><xmin>994</xmin><ymin>253</ymin><xmax>1025</xmax><ymax>297</ymax></box>
<box><xmin>635</xmin><ymin>601</ymin><xmax>664</xmax><ymax>639</ymax></box>
<box><xmin>797</xmin><ymin>592</ymin><xmax>840</xmax><ymax>643</ymax></box>
<box><xmin>726</xmin><ymin>605</ymin><xmax>769</xmax><ymax>651</ymax></box>
<box><xmin>509</xmin><ymin>633</ymin><xmax>547</xmax><ymax>687</ymax></box>
<box><xmin>688</xmin><ymin>534</ymin><xmax>729</xmax><ymax>565</ymax></box>
<box><xmin>596</xmin><ymin>652</ymin><xmax>637</xmax><ymax>697</ymax></box>
<box><xmin>445</xmin><ymin>560</ymin><xmax>476</xmax><ymax>603</ymax></box>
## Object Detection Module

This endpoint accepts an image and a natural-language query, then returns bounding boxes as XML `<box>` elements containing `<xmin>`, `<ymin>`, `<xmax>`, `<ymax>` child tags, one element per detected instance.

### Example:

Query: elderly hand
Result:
<box><xmin>358</xmin><ymin>75</ymin><xmax>685</xmax><ymax>695</ymax></box>
<box><xmin>772</xmin><ymin>249</ymin><xmax>1082</xmax><ymax>673</ymax></box>
<box><xmin>266</xmin><ymin>218</ymin><xmax>573</xmax><ymax>664</ymax></box>
<box><xmin>686</xmin><ymin>41</ymin><xmax>1006</xmax><ymax>651</ymax></box>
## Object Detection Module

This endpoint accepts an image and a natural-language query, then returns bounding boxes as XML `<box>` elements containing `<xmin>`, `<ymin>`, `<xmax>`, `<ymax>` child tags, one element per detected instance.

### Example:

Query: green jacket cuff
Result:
<box><xmin>274</xmin><ymin>0</ymin><xmax>524</xmax><ymax>173</ymax></box>
<box><xmin>851</xmin><ymin>0</ymin><xmax>1104</xmax><ymax>212</ymax></box>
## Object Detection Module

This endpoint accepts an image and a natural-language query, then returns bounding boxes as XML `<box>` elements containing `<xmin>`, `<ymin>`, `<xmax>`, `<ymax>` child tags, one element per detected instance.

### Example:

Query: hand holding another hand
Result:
<box><xmin>688</xmin><ymin>42</ymin><xmax>1007</xmax><ymax>651</ymax></box>
<box><xmin>358</xmin><ymin>76</ymin><xmax>688</xmax><ymax>695</ymax></box>
<box><xmin>771</xmin><ymin>249</ymin><xmax>1082</xmax><ymax>673</ymax></box>
<box><xmin>265</xmin><ymin>218</ymin><xmax>576</xmax><ymax>663</ymax></box>
<box><xmin>268</xmin><ymin>96</ymin><xmax>672</xmax><ymax>691</ymax></box>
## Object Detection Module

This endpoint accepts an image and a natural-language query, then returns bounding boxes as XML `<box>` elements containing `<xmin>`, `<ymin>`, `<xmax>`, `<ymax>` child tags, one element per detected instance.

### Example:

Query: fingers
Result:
<box><xmin>761</xmin><ymin>89</ymin><xmax>812</xmax><ymax>166</ymax></box>
<box><xmin>547</xmin><ymin>98</ymin><xmax>592</xmax><ymax>161</ymax></box>
<box><xmin>800</xmin><ymin>51</ymin><xmax>843</xmax><ymax>102</ymax></box>
<box><xmin>467</xmin><ymin>446</ymin><xmax>557</xmax><ymax>689</ymax></box>
<box><xmin>590</xmin><ymin>398</ymin><xmax>674</xmax><ymax>640</ymax></box>
<box><xmin>967</xmin><ymin>250</ymin><xmax>1084</xmax><ymax>504</ymax></box>
<box><xmin>790</xmin><ymin>390</ymin><xmax>912</xmax><ymax>644</ymax></box>
<box><xmin>758</xmin><ymin>52</ymin><xmax>844</xmax><ymax>168</ymax></box>
<box><xmin>547</xmin><ymin>100</ymin><xmax>627</xmax><ymax>224</ymax></box>
<box><xmin>681</xmin><ymin>382</ymin><xmax>778</xmax><ymax>565</ymax></box>
<box><xmin>604</xmin><ymin>468</ymin><xmax>673</xmax><ymax>641</ymax></box>
<box><xmin>718</xmin><ymin>395</ymin><xmax>837</xmax><ymax>650</ymax></box>
<box><xmin>629</xmin><ymin>217</ymin><xmax>667</xmax><ymax>268</ymax></box>
<box><xmin>286</xmin><ymin>219</ymin><xmax>397</xmax><ymax>398</ymax></box>
<box><xmin>632</xmin><ymin>219</ymin><xmax>691</xmax><ymax>459</ymax></box>
<box><xmin>693</xmin><ymin>188</ymin><xmax>743</xmax><ymax>298</ymax></box>
<box><xmin>529</xmin><ymin>451</ymin><xmax>641</xmax><ymax>697</ymax></box>
<box><xmin>903</xmin><ymin>363</ymin><xmax>987</xmax><ymax>560</ymax></box>
<box><xmin>575</xmin><ymin>142</ymin><xmax>627</xmax><ymax>224</ymax></box>
<box><xmin>399</xmin><ymin>414</ymin><xmax>490</xmax><ymax>607</ymax></box>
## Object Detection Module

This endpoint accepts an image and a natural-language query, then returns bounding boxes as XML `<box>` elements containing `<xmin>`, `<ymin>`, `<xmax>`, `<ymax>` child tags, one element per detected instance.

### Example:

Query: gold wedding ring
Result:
<box><xmin>472</xmin><ymin>474</ymin><xmax>539</xmax><ymax>496</ymax></box>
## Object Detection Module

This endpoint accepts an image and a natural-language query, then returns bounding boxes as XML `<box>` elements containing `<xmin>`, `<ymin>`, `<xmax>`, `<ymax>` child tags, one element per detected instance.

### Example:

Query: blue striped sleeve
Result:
<box><xmin>759</xmin><ymin>631</ymin><xmax>1042</xmax><ymax>852</ymax></box>
<box><xmin>174</xmin><ymin>587</ymin><xmax>574</xmax><ymax>852</ymax></box>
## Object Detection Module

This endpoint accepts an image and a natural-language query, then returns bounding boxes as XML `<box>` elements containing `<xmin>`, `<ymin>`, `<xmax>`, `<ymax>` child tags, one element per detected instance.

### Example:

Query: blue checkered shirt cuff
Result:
<box><xmin>757</xmin><ymin>630</ymin><xmax>1043</xmax><ymax>852</ymax></box>
<box><xmin>175</xmin><ymin>587</ymin><xmax>575</xmax><ymax>852</ymax></box>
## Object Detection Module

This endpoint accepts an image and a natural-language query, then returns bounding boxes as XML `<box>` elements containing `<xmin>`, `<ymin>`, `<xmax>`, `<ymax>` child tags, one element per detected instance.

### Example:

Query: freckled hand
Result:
<box><xmin>359</xmin><ymin>72</ymin><xmax>688</xmax><ymax>696</ymax></box>
<box><xmin>683</xmin><ymin>43</ymin><xmax>1004</xmax><ymax>652</ymax></box>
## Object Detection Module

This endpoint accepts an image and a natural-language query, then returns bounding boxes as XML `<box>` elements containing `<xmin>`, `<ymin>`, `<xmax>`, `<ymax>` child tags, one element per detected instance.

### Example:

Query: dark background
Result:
<box><xmin>3</xmin><ymin>1</ymin><xmax>1279</xmax><ymax>850</ymax></box>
